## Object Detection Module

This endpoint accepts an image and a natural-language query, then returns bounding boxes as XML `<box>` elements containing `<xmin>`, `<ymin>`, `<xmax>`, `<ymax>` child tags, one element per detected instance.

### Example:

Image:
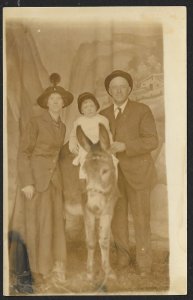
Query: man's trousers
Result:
<box><xmin>111</xmin><ymin>167</ymin><xmax>152</xmax><ymax>272</ymax></box>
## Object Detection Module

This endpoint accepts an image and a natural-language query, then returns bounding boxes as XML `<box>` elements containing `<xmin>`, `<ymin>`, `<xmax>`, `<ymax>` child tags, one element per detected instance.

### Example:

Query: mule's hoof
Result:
<box><xmin>107</xmin><ymin>269</ymin><xmax>116</xmax><ymax>280</ymax></box>
<box><xmin>87</xmin><ymin>272</ymin><xmax>94</xmax><ymax>281</ymax></box>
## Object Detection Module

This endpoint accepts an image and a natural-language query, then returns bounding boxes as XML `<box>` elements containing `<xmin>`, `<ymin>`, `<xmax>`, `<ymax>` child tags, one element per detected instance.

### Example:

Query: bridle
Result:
<box><xmin>86</xmin><ymin>187</ymin><xmax>107</xmax><ymax>196</ymax></box>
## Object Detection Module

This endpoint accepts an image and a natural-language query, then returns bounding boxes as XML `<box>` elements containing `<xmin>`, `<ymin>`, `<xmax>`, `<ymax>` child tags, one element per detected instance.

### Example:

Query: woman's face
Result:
<box><xmin>81</xmin><ymin>99</ymin><xmax>97</xmax><ymax>117</ymax></box>
<box><xmin>47</xmin><ymin>93</ymin><xmax>64</xmax><ymax>113</ymax></box>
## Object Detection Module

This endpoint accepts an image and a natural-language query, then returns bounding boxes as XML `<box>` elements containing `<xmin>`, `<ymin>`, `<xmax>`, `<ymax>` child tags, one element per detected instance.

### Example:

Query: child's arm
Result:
<box><xmin>69</xmin><ymin>121</ymin><xmax>79</xmax><ymax>155</ymax></box>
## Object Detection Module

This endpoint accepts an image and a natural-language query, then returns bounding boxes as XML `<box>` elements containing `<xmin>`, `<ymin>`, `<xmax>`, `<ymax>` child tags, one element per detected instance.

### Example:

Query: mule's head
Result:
<box><xmin>77</xmin><ymin>124</ymin><xmax>117</xmax><ymax>215</ymax></box>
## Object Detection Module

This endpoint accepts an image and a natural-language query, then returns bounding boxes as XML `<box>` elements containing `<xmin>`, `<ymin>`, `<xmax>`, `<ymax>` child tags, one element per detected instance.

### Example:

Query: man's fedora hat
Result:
<box><xmin>37</xmin><ymin>73</ymin><xmax>74</xmax><ymax>109</ymax></box>
<box><xmin>77</xmin><ymin>92</ymin><xmax>100</xmax><ymax>114</ymax></box>
<box><xmin>104</xmin><ymin>70</ymin><xmax>133</xmax><ymax>95</ymax></box>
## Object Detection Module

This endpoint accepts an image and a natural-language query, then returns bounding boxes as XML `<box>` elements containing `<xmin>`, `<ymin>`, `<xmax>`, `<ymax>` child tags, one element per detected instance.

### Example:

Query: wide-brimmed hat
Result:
<box><xmin>37</xmin><ymin>73</ymin><xmax>74</xmax><ymax>109</ymax></box>
<box><xmin>77</xmin><ymin>92</ymin><xmax>100</xmax><ymax>114</ymax></box>
<box><xmin>104</xmin><ymin>70</ymin><xmax>133</xmax><ymax>95</ymax></box>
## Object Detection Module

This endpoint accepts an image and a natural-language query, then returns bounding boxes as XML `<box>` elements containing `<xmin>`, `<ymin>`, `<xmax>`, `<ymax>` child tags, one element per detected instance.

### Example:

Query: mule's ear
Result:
<box><xmin>76</xmin><ymin>125</ymin><xmax>92</xmax><ymax>152</ymax></box>
<box><xmin>99</xmin><ymin>123</ymin><xmax>111</xmax><ymax>151</ymax></box>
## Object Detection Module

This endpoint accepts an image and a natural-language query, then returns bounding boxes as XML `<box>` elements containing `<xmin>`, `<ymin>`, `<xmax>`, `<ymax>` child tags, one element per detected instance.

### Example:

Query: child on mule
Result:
<box><xmin>69</xmin><ymin>92</ymin><xmax>118</xmax><ymax>179</ymax></box>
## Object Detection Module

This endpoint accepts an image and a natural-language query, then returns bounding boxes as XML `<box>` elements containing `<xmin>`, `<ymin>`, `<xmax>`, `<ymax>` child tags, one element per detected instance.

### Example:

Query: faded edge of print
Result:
<box><xmin>3</xmin><ymin>7</ymin><xmax>186</xmax><ymax>296</ymax></box>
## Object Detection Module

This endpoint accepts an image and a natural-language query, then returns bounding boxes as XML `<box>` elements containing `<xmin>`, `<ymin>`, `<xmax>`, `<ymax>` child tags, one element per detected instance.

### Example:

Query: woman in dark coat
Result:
<box><xmin>9</xmin><ymin>73</ymin><xmax>73</xmax><ymax>291</ymax></box>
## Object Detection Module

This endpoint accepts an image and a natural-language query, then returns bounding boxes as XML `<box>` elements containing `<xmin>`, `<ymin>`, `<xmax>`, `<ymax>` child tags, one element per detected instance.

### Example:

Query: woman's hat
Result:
<box><xmin>78</xmin><ymin>92</ymin><xmax>100</xmax><ymax>114</ymax></box>
<box><xmin>37</xmin><ymin>73</ymin><xmax>74</xmax><ymax>109</ymax></box>
<box><xmin>104</xmin><ymin>70</ymin><xmax>133</xmax><ymax>95</ymax></box>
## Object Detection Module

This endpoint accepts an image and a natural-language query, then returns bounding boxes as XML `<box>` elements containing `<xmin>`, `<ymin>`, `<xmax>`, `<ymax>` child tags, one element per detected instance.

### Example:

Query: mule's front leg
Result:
<box><xmin>84</xmin><ymin>208</ymin><xmax>96</xmax><ymax>280</ymax></box>
<box><xmin>99</xmin><ymin>215</ymin><xmax>116</xmax><ymax>280</ymax></box>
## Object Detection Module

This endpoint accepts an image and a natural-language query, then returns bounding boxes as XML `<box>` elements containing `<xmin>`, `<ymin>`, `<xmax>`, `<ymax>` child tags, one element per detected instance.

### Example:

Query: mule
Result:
<box><xmin>61</xmin><ymin>124</ymin><xmax>118</xmax><ymax>280</ymax></box>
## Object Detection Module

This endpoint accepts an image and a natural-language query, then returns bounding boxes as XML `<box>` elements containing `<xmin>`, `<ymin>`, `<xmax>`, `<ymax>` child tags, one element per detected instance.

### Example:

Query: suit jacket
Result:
<box><xmin>100</xmin><ymin>100</ymin><xmax>159</xmax><ymax>190</ymax></box>
<box><xmin>17</xmin><ymin>111</ymin><xmax>66</xmax><ymax>192</ymax></box>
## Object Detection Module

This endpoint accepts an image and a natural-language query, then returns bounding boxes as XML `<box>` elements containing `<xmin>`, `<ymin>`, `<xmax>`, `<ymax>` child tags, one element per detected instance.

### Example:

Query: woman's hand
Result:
<box><xmin>22</xmin><ymin>185</ymin><xmax>35</xmax><ymax>200</ymax></box>
<box><xmin>111</xmin><ymin>141</ymin><xmax>126</xmax><ymax>154</ymax></box>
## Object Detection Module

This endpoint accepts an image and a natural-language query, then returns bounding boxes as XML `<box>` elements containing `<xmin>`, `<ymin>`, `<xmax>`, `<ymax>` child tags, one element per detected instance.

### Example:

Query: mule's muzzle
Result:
<box><xmin>87</xmin><ymin>204</ymin><xmax>101</xmax><ymax>215</ymax></box>
<box><xmin>86</xmin><ymin>189</ymin><xmax>106</xmax><ymax>215</ymax></box>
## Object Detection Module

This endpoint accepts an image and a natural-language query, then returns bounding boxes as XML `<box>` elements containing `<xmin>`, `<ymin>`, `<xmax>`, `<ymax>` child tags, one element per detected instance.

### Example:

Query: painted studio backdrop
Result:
<box><xmin>6</xmin><ymin>17</ymin><xmax>168</xmax><ymax>256</ymax></box>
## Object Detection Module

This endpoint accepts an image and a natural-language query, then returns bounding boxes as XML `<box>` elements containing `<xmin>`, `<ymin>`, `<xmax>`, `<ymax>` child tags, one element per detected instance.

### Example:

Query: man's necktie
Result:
<box><xmin>114</xmin><ymin>107</ymin><xmax>122</xmax><ymax>139</ymax></box>
<box><xmin>115</xmin><ymin>107</ymin><xmax>122</xmax><ymax>121</ymax></box>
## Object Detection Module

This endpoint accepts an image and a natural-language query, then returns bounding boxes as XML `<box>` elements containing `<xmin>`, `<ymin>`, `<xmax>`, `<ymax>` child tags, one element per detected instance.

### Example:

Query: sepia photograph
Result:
<box><xmin>3</xmin><ymin>7</ymin><xmax>186</xmax><ymax>295</ymax></box>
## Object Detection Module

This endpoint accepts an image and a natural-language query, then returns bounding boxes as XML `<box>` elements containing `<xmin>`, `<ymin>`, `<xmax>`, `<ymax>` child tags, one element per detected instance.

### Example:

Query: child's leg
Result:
<box><xmin>112</xmin><ymin>155</ymin><xmax>119</xmax><ymax>180</ymax></box>
<box><xmin>79</xmin><ymin>163</ymin><xmax>87</xmax><ymax>180</ymax></box>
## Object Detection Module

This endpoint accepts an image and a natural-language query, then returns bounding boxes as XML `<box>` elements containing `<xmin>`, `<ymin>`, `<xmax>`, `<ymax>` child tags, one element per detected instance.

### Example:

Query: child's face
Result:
<box><xmin>81</xmin><ymin>99</ymin><xmax>97</xmax><ymax>117</ymax></box>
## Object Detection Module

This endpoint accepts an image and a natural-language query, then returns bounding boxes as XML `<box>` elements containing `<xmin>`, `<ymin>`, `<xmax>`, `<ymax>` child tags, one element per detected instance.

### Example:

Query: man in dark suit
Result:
<box><xmin>100</xmin><ymin>70</ymin><xmax>159</xmax><ymax>276</ymax></box>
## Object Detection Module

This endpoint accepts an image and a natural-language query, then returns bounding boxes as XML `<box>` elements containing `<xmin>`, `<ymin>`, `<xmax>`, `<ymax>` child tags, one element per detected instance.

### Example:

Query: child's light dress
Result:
<box><xmin>69</xmin><ymin>114</ymin><xmax>118</xmax><ymax>179</ymax></box>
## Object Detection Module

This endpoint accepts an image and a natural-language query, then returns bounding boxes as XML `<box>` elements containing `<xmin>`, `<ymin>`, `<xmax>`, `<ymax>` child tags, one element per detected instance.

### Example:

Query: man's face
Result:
<box><xmin>109</xmin><ymin>76</ymin><xmax>131</xmax><ymax>106</ymax></box>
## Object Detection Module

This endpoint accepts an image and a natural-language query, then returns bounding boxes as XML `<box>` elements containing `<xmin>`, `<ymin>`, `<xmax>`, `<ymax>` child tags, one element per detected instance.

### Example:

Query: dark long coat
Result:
<box><xmin>17</xmin><ymin>110</ymin><xmax>66</xmax><ymax>192</ymax></box>
<box><xmin>10</xmin><ymin>110</ymin><xmax>66</xmax><ymax>277</ymax></box>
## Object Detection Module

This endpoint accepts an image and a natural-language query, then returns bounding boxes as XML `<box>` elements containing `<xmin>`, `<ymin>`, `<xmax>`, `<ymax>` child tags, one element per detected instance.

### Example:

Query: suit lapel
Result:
<box><xmin>108</xmin><ymin>105</ymin><xmax>116</xmax><ymax>137</ymax></box>
<box><xmin>59</xmin><ymin>123</ymin><xmax>66</xmax><ymax>144</ymax></box>
<box><xmin>120</xmin><ymin>99</ymin><xmax>132</xmax><ymax>121</ymax></box>
<box><xmin>42</xmin><ymin>111</ymin><xmax>63</xmax><ymax>144</ymax></box>
<box><xmin>108</xmin><ymin>100</ymin><xmax>132</xmax><ymax>137</ymax></box>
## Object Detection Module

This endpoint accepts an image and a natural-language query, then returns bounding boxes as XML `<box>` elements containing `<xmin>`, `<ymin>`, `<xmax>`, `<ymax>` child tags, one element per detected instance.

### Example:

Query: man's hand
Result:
<box><xmin>111</xmin><ymin>141</ymin><xmax>126</xmax><ymax>154</ymax></box>
<box><xmin>71</xmin><ymin>144</ymin><xmax>79</xmax><ymax>155</ymax></box>
<box><xmin>22</xmin><ymin>185</ymin><xmax>35</xmax><ymax>200</ymax></box>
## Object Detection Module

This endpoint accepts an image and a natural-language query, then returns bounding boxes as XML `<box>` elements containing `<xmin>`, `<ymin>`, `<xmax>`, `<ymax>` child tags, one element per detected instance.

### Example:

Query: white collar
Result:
<box><xmin>113</xmin><ymin>99</ymin><xmax>128</xmax><ymax>113</ymax></box>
